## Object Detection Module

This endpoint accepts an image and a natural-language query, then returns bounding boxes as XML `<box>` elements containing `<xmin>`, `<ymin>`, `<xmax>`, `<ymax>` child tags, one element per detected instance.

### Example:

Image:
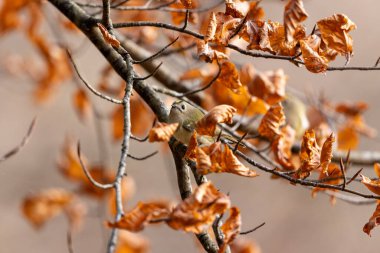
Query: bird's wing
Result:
<box><xmin>182</xmin><ymin>119</ymin><xmax>197</xmax><ymax>133</ymax></box>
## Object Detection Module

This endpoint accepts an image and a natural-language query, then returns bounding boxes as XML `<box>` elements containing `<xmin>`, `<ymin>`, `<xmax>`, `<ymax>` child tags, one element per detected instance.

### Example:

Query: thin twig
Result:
<box><xmin>177</xmin><ymin>61</ymin><xmax>221</xmax><ymax>98</ymax></box>
<box><xmin>67</xmin><ymin>229</ymin><xmax>74</xmax><ymax>253</ymax></box>
<box><xmin>346</xmin><ymin>168</ymin><xmax>363</xmax><ymax>185</ymax></box>
<box><xmin>0</xmin><ymin>117</ymin><xmax>36</xmax><ymax>163</ymax></box>
<box><xmin>133</xmin><ymin>37</ymin><xmax>179</xmax><ymax>64</ymax></box>
<box><xmin>240</xmin><ymin>222</ymin><xmax>266</xmax><ymax>235</ymax></box>
<box><xmin>67</xmin><ymin>50</ymin><xmax>123</xmax><ymax>104</ymax></box>
<box><xmin>133</xmin><ymin>62</ymin><xmax>162</xmax><ymax>81</ymax></box>
<box><xmin>77</xmin><ymin>142</ymin><xmax>114</xmax><ymax>189</ymax></box>
<box><xmin>102</xmin><ymin>0</ymin><xmax>113</xmax><ymax>31</ymax></box>
<box><xmin>127</xmin><ymin>151</ymin><xmax>158</xmax><ymax>160</ymax></box>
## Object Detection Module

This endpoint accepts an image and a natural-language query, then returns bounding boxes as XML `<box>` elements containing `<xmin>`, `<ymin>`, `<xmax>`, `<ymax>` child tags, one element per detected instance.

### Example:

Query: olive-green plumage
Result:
<box><xmin>282</xmin><ymin>93</ymin><xmax>309</xmax><ymax>138</ymax></box>
<box><xmin>168</xmin><ymin>100</ymin><xmax>208</xmax><ymax>144</ymax></box>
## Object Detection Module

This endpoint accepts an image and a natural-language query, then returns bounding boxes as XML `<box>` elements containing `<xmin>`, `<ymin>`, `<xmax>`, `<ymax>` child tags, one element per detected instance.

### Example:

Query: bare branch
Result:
<box><xmin>0</xmin><ymin>117</ymin><xmax>36</xmax><ymax>163</ymax></box>
<box><xmin>133</xmin><ymin>37</ymin><xmax>179</xmax><ymax>64</ymax></box>
<box><xmin>67</xmin><ymin>50</ymin><xmax>123</xmax><ymax>104</ymax></box>
<box><xmin>240</xmin><ymin>222</ymin><xmax>266</xmax><ymax>235</ymax></box>
<box><xmin>127</xmin><ymin>151</ymin><xmax>158</xmax><ymax>161</ymax></box>
<box><xmin>77</xmin><ymin>142</ymin><xmax>113</xmax><ymax>189</ymax></box>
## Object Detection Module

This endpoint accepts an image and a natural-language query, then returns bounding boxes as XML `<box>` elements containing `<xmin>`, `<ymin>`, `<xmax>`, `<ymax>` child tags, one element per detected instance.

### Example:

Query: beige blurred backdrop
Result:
<box><xmin>1</xmin><ymin>0</ymin><xmax>380</xmax><ymax>253</ymax></box>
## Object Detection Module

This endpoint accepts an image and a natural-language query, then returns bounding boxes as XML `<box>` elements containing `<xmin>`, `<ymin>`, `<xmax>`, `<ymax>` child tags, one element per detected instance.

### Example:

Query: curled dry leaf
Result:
<box><xmin>116</xmin><ymin>230</ymin><xmax>150</xmax><ymax>253</ymax></box>
<box><xmin>320</xmin><ymin>133</ymin><xmax>335</xmax><ymax>175</ymax></box>
<box><xmin>374</xmin><ymin>163</ymin><xmax>380</xmax><ymax>178</ymax></box>
<box><xmin>225</xmin><ymin>0</ymin><xmax>250</xmax><ymax>18</ymax></box>
<box><xmin>97</xmin><ymin>23</ymin><xmax>120</xmax><ymax>47</ymax></box>
<box><xmin>22</xmin><ymin>188</ymin><xmax>73</xmax><ymax>229</ymax></box>
<box><xmin>73</xmin><ymin>88</ymin><xmax>91</xmax><ymax>121</ymax></box>
<box><xmin>148</xmin><ymin>122</ymin><xmax>179</xmax><ymax>142</ymax></box>
<box><xmin>337</xmin><ymin>124</ymin><xmax>359</xmax><ymax>151</ymax></box>
<box><xmin>258</xmin><ymin>103</ymin><xmax>285</xmax><ymax>140</ymax></box>
<box><xmin>363</xmin><ymin>202</ymin><xmax>380</xmax><ymax>236</ymax></box>
<box><xmin>284</xmin><ymin>0</ymin><xmax>308</xmax><ymax>43</ymax></box>
<box><xmin>300</xmin><ymin>35</ymin><xmax>328</xmax><ymax>73</ymax></box>
<box><xmin>205</xmin><ymin>12</ymin><xmax>217</xmax><ymax>43</ymax></box>
<box><xmin>296</xmin><ymin>129</ymin><xmax>320</xmax><ymax>179</ymax></box>
<box><xmin>219</xmin><ymin>207</ymin><xmax>242</xmax><ymax>253</ymax></box>
<box><xmin>196</xmin><ymin>105</ymin><xmax>237</xmax><ymax>136</ymax></box>
<box><xmin>335</xmin><ymin>101</ymin><xmax>368</xmax><ymax>117</ymax></box>
<box><xmin>167</xmin><ymin>182</ymin><xmax>230</xmax><ymax>233</ymax></box>
<box><xmin>184</xmin><ymin>131</ymin><xmax>198</xmax><ymax>160</ymax></box>
<box><xmin>209</xmin><ymin>81</ymin><xmax>269</xmax><ymax>116</ymax></box>
<box><xmin>196</xmin><ymin>143</ymin><xmax>257</xmax><ymax>177</ymax></box>
<box><xmin>248</xmin><ymin>68</ymin><xmax>287</xmax><ymax>105</ymax></box>
<box><xmin>311</xmin><ymin>163</ymin><xmax>343</xmax><ymax>205</ymax></box>
<box><xmin>197</xmin><ymin>40</ymin><xmax>229</xmax><ymax>63</ymax></box>
<box><xmin>361</xmin><ymin>175</ymin><xmax>380</xmax><ymax>195</ymax></box>
<box><xmin>218</xmin><ymin>61</ymin><xmax>242</xmax><ymax>92</ymax></box>
<box><xmin>108</xmin><ymin>201</ymin><xmax>172</xmax><ymax>232</ymax></box>
<box><xmin>317</xmin><ymin>14</ymin><xmax>356</xmax><ymax>57</ymax></box>
<box><xmin>271</xmin><ymin>125</ymin><xmax>296</xmax><ymax>171</ymax></box>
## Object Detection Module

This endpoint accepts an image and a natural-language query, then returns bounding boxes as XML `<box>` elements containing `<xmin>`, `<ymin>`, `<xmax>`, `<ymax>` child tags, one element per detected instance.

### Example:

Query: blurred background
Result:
<box><xmin>1</xmin><ymin>0</ymin><xmax>380</xmax><ymax>252</ymax></box>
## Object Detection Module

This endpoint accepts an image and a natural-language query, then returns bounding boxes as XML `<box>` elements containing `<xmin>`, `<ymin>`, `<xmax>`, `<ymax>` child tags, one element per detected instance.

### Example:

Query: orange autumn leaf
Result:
<box><xmin>335</xmin><ymin>101</ymin><xmax>368</xmax><ymax>117</ymax></box>
<box><xmin>108</xmin><ymin>201</ymin><xmax>172</xmax><ymax>232</ymax></box>
<box><xmin>284</xmin><ymin>0</ymin><xmax>308</xmax><ymax>43</ymax></box>
<box><xmin>73</xmin><ymin>88</ymin><xmax>91</xmax><ymax>121</ymax></box>
<box><xmin>22</xmin><ymin>188</ymin><xmax>74</xmax><ymax>229</ymax></box>
<box><xmin>180</xmin><ymin>0</ymin><xmax>193</xmax><ymax>9</ymax></box>
<box><xmin>116</xmin><ymin>230</ymin><xmax>150</xmax><ymax>253</ymax></box>
<box><xmin>361</xmin><ymin>175</ymin><xmax>380</xmax><ymax>195</ymax></box>
<box><xmin>196</xmin><ymin>105</ymin><xmax>237</xmax><ymax>136</ymax></box>
<box><xmin>300</xmin><ymin>35</ymin><xmax>328</xmax><ymax>73</ymax></box>
<box><xmin>167</xmin><ymin>182</ymin><xmax>230</xmax><ymax>233</ymax></box>
<box><xmin>258</xmin><ymin>103</ymin><xmax>285</xmax><ymax>140</ymax></box>
<box><xmin>97</xmin><ymin>23</ymin><xmax>120</xmax><ymax>48</ymax></box>
<box><xmin>337</xmin><ymin>125</ymin><xmax>359</xmax><ymax>151</ymax></box>
<box><xmin>197</xmin><ymin>40</ymin><xmax>229</xmax><ymax>63</ymax></box>
<box><xmin>219</xmin><ymin>207</ymin><xmax>242</xmax><ymax>253</ymax></box>
<box><xmin>248</xmin><ymin>68</ymin><xmax>287</xmax><ymax>105</ymax></box>
<box><xmin>184</xmin><ymin>131</ymin><xmax>198</xmax><ymax>160</ymax></box>
<box><xmin>217</xmin><ymin>61</ymin><xmax>242</xmax><ymax>92</ymax></box>
<box><xmin>296</xmin><ymin>129</ymin><xmax>320</xmax><ymax>179</ymax></box>
<box><xmin>204</xmin><ymin>12</ymin><xmax>217</xmax><ymax>43</ymax></box>
<box><xmin>196</xmin><ymin>143</ymin><xmax>257</xmax><ymax>177</ymax></box>
<box><xmin>317</xmin><ymin>14</ymin><xmax>356</xmax><ymax>57</ymax></box>
<box><xmin>374</xmin><ymin>163</ymin><xmax>380</xmax><ymax>178</ymax></box>
<box><xmin>224</xmin><ymin>146</ymin><xmax>258</xmax><ymax>177</ymax></box>
<box><xmin>208</xmin><ymin>80</ymin><xmax>268</xmax><ymax>116</ymax></box>
<box><xmin>271</xmin><ymin>125</ymin><xmax>296</xmax><ymax>171</ymax></box>
<box><xmin>196</xmin><ymin>147</ymin><xmax>212</xmax><ymax>174</ymax></box>
<box><xmin>363</xmin><ymin>202</ymin><xmax>380</xmax><ymax>236</ymax></box>
<box><xmin>320</xmin><ymin>133</ymin><xmax>335</xmax><ymax>174</ymax></box>
<box><xmin>149</xmin><ymin>122</ymin><xmax>179</xmax><ymax>142</ymax></box>
<box><xmin>225</xmin><ymin>0</ymin><xmax>249</xmax><ymax>18</ymax></box>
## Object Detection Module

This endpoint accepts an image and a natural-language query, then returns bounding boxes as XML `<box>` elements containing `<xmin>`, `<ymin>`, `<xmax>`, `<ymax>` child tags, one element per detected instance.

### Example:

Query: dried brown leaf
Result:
<box><xmin>167</xmin><ymin>182</ymin><xmax>230</xmax><ymax>233</ymax></box>
<box><xmin>284</xmin><ymin>0</ymin><xmax>308</xmax><ymax>43</ymax></box>
<box><xmin>97</xmin><ymin>23</ymin><xmax>120</xmax><ymax>47</ymax></box>
<box><xmin>149</xmin><ymin>122</ymin><xmax>179</xmax><ymax>142</ymax></box>
<box><xmin>320</xmin><ymin>133</ymin><xmax>335</xmax><ymax>174</ymax></box>
<box><xmin>219</xmin><ymin>207</ymin><xmax>242</xmax><ymax>253</ymax></box>
<box><xmin>258</xmin><ymin>103</ymin><xmax>285</xmax><ymax>140</ymax></box>
<box><xmin>361</xmin><ymin>175</ymin><xmax>380</xmax><ymax>195</ymax></box>
<box><xmin>363</xmin><ymin>202</ymin><xmax>380</xmax><ymax>236</ymax></box>
<box><xmin>196</xmin><ymin>105</ymin><xmax>237</xmax><ymax>136</ymax></box>
<box><xmin>108</xmin><ymin>201</ymin><xmax>172</xmax><ymax>232</ymax></box>
<box><xmin>317</xmin><ymin>14</ymin><xmax>356</xmax><ymax>57</ymax></box>
<box><xmin>22</xmin><ymin>188</ymin><xmax>74</xmax><ymax>229</ymax></box>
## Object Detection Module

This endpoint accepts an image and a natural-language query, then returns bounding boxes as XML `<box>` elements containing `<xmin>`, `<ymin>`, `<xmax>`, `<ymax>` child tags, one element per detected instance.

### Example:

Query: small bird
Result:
<box><xmin>168</xmin><ymin>100</ymin><xmax>207</xmax><ymax>145</ymax></box>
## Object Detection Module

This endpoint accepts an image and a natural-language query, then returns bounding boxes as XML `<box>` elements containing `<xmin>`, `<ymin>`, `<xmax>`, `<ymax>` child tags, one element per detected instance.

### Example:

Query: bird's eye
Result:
<box><xmin>181</xmin><ymin>104</ymin><xmax>186</xmax><ymax>110</ymax></box>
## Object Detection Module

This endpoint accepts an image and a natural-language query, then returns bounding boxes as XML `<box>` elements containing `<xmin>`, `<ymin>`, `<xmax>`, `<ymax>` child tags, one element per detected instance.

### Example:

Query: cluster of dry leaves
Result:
<box><xmin>1</xmin><ymin>0</ymin><xmax>380</xmax><ymax>252</ymax></box>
